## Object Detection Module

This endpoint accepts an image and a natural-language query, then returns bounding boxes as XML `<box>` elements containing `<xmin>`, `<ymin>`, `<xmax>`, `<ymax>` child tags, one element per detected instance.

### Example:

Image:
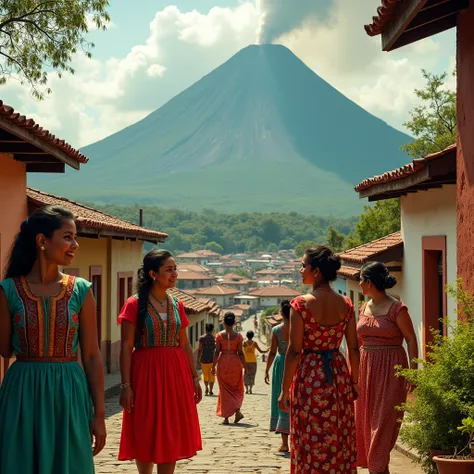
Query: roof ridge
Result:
<box><xmin>339</xmin><ymin>231</ymin><xmax>401</xmax><ymax>254</ymax></box>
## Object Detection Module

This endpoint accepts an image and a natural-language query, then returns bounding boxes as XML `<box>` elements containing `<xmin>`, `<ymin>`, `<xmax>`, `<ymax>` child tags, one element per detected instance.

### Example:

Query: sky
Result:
<box><xmin>0</xmin><ymin>0</ymin><xmax>455</xmax><ymax>148</ymax></box>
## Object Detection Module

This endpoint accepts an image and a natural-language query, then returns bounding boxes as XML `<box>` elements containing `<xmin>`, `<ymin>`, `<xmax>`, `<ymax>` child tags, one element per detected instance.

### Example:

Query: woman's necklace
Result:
<box><xmin>150</xmin><ymin>291</ymin><xmax>167</xmax><ymax>307</ymax></box>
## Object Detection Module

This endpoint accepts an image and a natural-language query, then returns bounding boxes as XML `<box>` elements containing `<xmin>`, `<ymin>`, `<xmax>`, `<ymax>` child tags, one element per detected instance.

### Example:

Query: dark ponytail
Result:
<box><xmin>280</xmin><ymin>299</ymin><xmax>291</xmax><ymax>319</ymax></box>
<box><xmin>5</xmin><ymin>205</ymin><xmax>75</xmax><ymax>279</ymax></box>
<box><xmin>360</xmin><ymin>262</ymin><xmax>397</xmax><ymax>291</ymax></box>
<box><xmin>136</xmin><ymin>249</ymin><xmax>173</xmax><ymax>343</ymax></box>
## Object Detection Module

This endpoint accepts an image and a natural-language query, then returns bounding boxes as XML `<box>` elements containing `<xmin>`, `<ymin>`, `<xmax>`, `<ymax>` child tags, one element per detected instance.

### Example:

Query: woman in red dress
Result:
<box><xmin>279</xmin><ymin>246</ymin><xmax>360</xmax><ymax>474</ymax></box>
<box><xmin>118</xmin><ymin>250</ymin><xmax>202</xmax><ymax>474</ymax></box>
<box><xmin>356</xmin><ymin>262</ymin><xmax>418</xmax><ymax>474</ymax></box>
<box><xmin>212</xmin><ymin>312</ymin><xmax>246</xmax><ymax>425</ymax></box>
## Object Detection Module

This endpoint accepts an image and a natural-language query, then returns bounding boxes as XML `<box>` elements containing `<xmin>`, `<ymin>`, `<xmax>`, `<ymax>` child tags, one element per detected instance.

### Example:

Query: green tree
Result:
<box><xmin>229</xmin><ymin>268</ymin><xmax>251</xmax><ymax>279</ymax></box>
<box><xmin>402</xmin><ymin>70</ymin><xmax>456</xmax><ymax>159</ymax></box>
<box><xmin>344</xmin><ymin>199</ymin><xmax>400</xmax><ymax>249</ymax></box>
<box><xmin>204</xmin><ymin>241</ymin><xmax>223</xmax><ymax>254</ymax></box>
<box><xmin>261</xmin><ymin>218</ymin><xmax>281</xmax><ymax>243</ymax></box>
<box><xmin>295</xmin><ymin>240</ymin><xmax>319</xmax><ymax>258</ymax></box>
<box><xmin>326</xmin><ymin>226</ymin><xmax>345</xmax><ymax>252</ymax></box>
<box><xmin>0</xmin><ymin>0</ymin><xmax>110</xmax><ymax>98</ymax></box>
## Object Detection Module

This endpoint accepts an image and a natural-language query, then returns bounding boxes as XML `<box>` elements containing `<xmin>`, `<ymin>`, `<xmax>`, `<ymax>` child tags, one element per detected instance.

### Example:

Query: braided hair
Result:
<box><xmin>136</xmin><ymin>249</ymin><xmax>173</xmax><ymax>344</ymax></box>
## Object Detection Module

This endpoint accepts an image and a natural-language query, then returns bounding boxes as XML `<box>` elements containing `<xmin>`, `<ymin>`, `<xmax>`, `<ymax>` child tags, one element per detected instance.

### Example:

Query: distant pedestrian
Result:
<box><xmin>243</xmin><ymin>331</ymin><xmax>268</xmax><ymax>394</ymax></box>
<box><xmin>265</xmin><ymin>300</ymin><xmax>291</xmax><ymax>453</ymax></box>
<box><xmin>0</xmin><ymin>206</ymin><xmax>106</xmax><ymax>474</ymax></box>
<box><xmin>212</xmin><ymin>312</ymin><xmax>246</xmax><ymax>424</ymax></box>
<box><xmin>198</xmin><ymin>323</ymin><xmax>216</xmax><ymax>396</ymax></box>
<box><xmin>118</xmin><ymin>250</ymin><xmax>202</xmax><ymax>474</ymax></box>
<box><xmin>356</xmin><ymin>262</ymin><xmax>418</xmax><ymax>474</ymax></box>
<box><xmin>279</xmin><ymin>246</ymin><xmax>359</xmax><ymax>474</ymax></box>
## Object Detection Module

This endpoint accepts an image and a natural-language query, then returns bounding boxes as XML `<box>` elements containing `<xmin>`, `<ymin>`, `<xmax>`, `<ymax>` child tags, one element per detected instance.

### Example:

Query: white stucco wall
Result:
<box><xmin>401</xmin><ymin>185</ymin><xmax>457</xmax><ymax>345</ymax></box>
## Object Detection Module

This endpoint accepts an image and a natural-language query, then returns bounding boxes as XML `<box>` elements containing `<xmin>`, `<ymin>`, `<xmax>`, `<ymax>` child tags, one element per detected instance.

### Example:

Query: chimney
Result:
<box><xmin>139</xmin><ymin>208</ymin><xmax>143</xmax><ymax>227</ymax></box>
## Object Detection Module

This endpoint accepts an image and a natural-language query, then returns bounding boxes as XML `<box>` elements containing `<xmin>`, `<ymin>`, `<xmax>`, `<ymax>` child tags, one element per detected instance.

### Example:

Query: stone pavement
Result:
<box><xmin>95</xmin><ymin>358</ymin><xmax>423</xmax><ymax>473</ymax></box>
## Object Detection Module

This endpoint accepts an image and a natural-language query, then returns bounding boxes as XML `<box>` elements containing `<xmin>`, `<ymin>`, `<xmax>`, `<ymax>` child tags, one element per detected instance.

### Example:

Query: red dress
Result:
<box><xmin>355</xmin><ymin>301</ymin><xmax>409</xmax><ymax>472</ymax></box>
<box><xmin>117</xmin><ymin>294</ymin><xmax>202</xmax><ymax>464</ymax></box>
<box><xmin>215</xmin><ymin>332</ymin><xmax>245</xmax><ymax>418</ymax></box>
<box><xmin>290</xmin><ymin>296</ymin><xmax>357</xmax><ymax>474</ymax></box>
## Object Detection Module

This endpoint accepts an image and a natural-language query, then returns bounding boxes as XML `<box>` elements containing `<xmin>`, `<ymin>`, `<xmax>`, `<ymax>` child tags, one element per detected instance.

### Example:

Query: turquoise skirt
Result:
<box><xmin>0</xmin><ymin>361</ymin><xmax>94</xmax><ymax>474</ymax></box>
<box><xmin>270</xmin><ymin>353</ymin><xmax>290</xmax><ymax>434</ymax></box>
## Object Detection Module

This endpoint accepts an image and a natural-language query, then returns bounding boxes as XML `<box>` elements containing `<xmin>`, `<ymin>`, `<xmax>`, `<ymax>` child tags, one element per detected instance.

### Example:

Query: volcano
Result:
<box><xmin>31</xmin><ymin>44</ymin><xmax>411</xmax><ymax>216</ymax></box>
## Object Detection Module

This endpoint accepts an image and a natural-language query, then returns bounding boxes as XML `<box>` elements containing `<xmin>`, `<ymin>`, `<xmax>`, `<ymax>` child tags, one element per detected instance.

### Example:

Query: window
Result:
<box><xmin>189</xmin><ymin>326</ymin><xmax>194</xmax><ymax>345</ymax></box>
<box><xmin>118</xmin><ymin>272</ymin><xmax>134</xmax><ymax>315</ymax></box>
<box><xmin>195</xmin><ymin>322</ymin><xmax>199</xmax><ymax>339</ymax></box>
<box><xmin>90</xmin><ymin>266</ymin><xmax>103</xmax><ymax>345</ymax></box>
<box><xmin>349</xmin><ymin>290</ymin><xmax>354</xmax><ymax>305</ymax></box>
<box><xmin>201</xmin><ymin>320</ymin><xmax>204</xmax><ymax>336</ymax></box>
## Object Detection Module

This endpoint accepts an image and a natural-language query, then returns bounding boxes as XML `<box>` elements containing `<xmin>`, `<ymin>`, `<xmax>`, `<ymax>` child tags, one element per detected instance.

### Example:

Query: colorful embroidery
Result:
<box><xmin>52</xmin><ymin>275</ymin><xmax>75</xmax><ymax>357</ymax></box>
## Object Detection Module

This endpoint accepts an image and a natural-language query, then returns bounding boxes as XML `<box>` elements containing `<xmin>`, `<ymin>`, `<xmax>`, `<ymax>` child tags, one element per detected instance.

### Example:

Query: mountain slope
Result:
<box><xmin>31</xmin><ymin>44</ymin><xmax>411</xmax><ymax>216</ymax></box>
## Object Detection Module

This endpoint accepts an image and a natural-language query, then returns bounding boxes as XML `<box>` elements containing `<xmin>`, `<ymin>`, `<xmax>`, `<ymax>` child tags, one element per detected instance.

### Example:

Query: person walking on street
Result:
<box><xmin>212</xmin><ymin>312</ymin><xmax>246</xmax><ymax>425</ymax></box>
<box><xmin>198</xmin><ymin>323</ymin><xmax>216</xmax><ymax>396</ymax></box>
<box><xmin>265</xmin><ymin>300</ymin><xmax>291</xmax><ymax>453</ymax></box>
<box><xmin>279</xmin><ymin>246</ymin><xmax>360</xmax><ymax>474</ymax></box>
<box><xmin>356</xmin><ymin>262</ymin><xmax>418</xmax><ymax>474</ymax></box>
<box><xmin>0</xmin><ymin>205</ymin><xmax>106</xmax><ymax>474</ymax></box>
<box><xmin>243</xmin><ymin>330</ymin><xmax>268</xmax><ymax>394</ymax></box>
<box><xmin>118</xmin><ymin>250</ymin><xmax>202</xmax><ymax>474</ymax></box>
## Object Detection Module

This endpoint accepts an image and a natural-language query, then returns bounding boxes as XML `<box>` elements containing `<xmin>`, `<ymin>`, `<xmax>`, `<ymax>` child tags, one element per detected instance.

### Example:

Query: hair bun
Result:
<box><xmin>329</xmin><ymin>254</ymin><xmax>342</xmax><ymax>271</ymax></box>
<box><xmin>384</xmin><ymin>275</ymin><xmax>397</xmax><ymax>289</ymax></box>
<box><xmin>20</xmin><ymin>219</ymin><xmax>29</xmax><ymax>232</ymax></box>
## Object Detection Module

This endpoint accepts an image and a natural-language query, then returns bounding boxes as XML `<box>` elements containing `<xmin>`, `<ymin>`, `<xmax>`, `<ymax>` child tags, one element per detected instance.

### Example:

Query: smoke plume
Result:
<box><xmin>256</xmin><ymin>0</ymin><xmax>328</xmax><ymax>45</ymax></box>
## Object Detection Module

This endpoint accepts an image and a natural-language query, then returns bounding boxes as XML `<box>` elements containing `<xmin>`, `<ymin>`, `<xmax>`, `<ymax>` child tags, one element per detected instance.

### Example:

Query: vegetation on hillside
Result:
<box><xmin>94</xmin><ymin>203</ymin><xmax>358</xmax><ymax>254</ymax></box>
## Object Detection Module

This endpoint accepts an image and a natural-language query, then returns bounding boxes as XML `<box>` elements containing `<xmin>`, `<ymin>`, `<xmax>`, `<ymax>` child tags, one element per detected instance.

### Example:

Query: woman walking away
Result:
<box><xmin>279</xmin><ymin>246</ymin><xmax>359</xmax><ymax>474</ymax></box>
<box><xmin>213</xmin><ymin>312</ymin><xmax>246</xmax><ymax>425</ymax></box>
<box><xmin>356</xmin><ymin>262</ymin><xmax>418</xmax><ymax>474</ymax></box>
<box><xmin>265</xmin><ymin>300</ymin><xmax>291</xmax><ymax>453</ymax></box>
<box><xmin>118</xmin><ymin>250</ymin><xmax>202</xmax><ymax>474</ymax></box>
<box><xmin>243</xmin><ymin>330</ymin><xmax>268</xmax><ymax>394</ymax></box>
<box><xmin>198</xmin><ymin>323</ymin><xmax>216</xmax><ymax>396</ymax></box>
<box><xmin>0</xmin><ymin>205</ymin><xmax>106</xmax><ymax>474</ymax></box>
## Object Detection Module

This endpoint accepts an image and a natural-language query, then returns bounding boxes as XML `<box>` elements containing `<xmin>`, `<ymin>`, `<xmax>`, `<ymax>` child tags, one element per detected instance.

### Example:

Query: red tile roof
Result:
<box><xmin>355</xmin><ymin>144</ymin><xmax>456</xmax><ymax>192</ymax></box>
<box><xmin>265</xmin><ymin>312</ymin><xmax>283</xmax><ymax>327</ymax></box>
<box><xmin>337</xmin><ymin>266</ymin><xmax>361</xmax><ymax>280</ymax></box>
<box><xmin>177</xmin><ymin>271</ymin><xmax>216</xmax><ymax>281</ymax></box>
<box><xmin>178</xmin><ymin>263</ymin><xmax>213</xmax><ymax>274</ymax></box>
<box><xmin>168</xmin><ymin>288</ymin><xmax>222</xmax><ymax>317</ymax></box>
<box><xmin>249</xmin><ymin>285</ymin><xmax>300</xmax><ymax>298</ymax></box>
<box><xmin>338</xmin><ymin>232</ymin><xmax>402</xmax><ymax>264</ymax></box>
<box><xmin>191</xmin><ymin>285</ymin><xmax>242</xmax><ymax>296</ymax></box>
<box><xmin>364</xmin><ymin>0</ymin><xmax>403</xmax><ymax>36</ymax></box>
<box><xmin>178</xmin><ymin>250</ymin><xmax>221</xmax><ymax>259</ymax></box>
<box><xmin>0</xmin><ymin>101</ymin><xmax>88</xmax><ymax>164</ymax></box>
<box><xmin>27</xmin><ymin>188</ymin><xmax>168</xmax><ymax>243</ymax></box>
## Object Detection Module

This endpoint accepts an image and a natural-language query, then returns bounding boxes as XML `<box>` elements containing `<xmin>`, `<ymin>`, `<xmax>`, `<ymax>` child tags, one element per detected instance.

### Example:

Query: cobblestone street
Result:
<box><xmin>95</xmin><ymin>352</ymin><xmax>422</xmax><ymax>473</ymax></box>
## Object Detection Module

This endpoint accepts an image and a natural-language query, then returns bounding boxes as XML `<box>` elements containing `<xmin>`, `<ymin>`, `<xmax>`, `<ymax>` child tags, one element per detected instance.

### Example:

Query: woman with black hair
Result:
<box><xmin>265</xmin><ymin>300</ymin><xmax>291</xmax><ymax>453</ymax></box>
<box><xmin>279</xmin><ymin>245</ymin><xmax>359</xmax><ymax>474</ymax></box>
<box><xmin>356</xmin><ymin>262</ymin><xmax>418</xmax><ymax>474</ymax></box>
<box><xmin>118</xmin><ymin>250</ymin><xmax>202</xmax><ymax>474</ymax></box>
<box><xmin>0</xmin><ymin>205</ymin><xmax>106</xmax><ymax>474</ymax></box>
<box><xmin>243</xmin><ymin>330</ymin><xmax>268</xmax><ymax>394</ymax></box>
<box><xmin>212</xmin><ymin>312</ymin><xmax>246</xmax><ymax>425</ymax></box>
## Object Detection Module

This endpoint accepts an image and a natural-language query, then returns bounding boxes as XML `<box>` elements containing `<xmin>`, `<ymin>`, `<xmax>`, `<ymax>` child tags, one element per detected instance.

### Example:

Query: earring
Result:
<box><xmin>40</xmin><ymin>246</ymin><xmax>45</xmax><ymax>251</ymax></box>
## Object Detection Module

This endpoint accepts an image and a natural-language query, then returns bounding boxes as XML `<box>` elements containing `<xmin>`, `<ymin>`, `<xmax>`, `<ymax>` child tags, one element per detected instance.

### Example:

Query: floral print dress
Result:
<box><xmin>290</xmin><ymin>296</ymin><xmax>357</xmax><ymax>474</ymax></box>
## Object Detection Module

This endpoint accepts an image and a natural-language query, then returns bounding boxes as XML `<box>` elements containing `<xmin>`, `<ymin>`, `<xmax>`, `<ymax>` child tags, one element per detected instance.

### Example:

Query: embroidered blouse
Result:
<box><xmin>118</xmin><ymin>294</ymin><xmax>189</xmax><ymax>349</ymax></box>
<box><xmin>0</xmin><ymin>274</ymin><xmax>91</xmax><ymax>358</ymax></box>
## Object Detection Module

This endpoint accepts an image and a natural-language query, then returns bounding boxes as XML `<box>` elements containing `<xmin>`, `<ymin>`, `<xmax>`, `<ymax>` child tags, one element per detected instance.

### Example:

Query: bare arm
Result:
<box><xmin>264</xmin><ymin>332</ymin><xmax>278</xmax><ymax>384</ymax></box>
<box><xmin>119</xmin><ymin>321</ymin><xmax>135</xmax><ymax>412</ymax></box>
<box><xmin>212</xmin><ymin>336</ymin><xmax>221</xmax><ymax>373</ymax></box>
<box><xmin>0</xmin><ymin>288</ymin><xmax>12</xmax><ymax>358</ymax></box>
<box><xmin>255</xmin><ymin>342</ymin><xmax>268</xmax><ymax>353</ymax></box>
<box><xmin>197</xmin><ymin>339</ymin><xmax>204</xmax><ymax>367</ymax></box>
<box><xmin>179</xmin><ymin>328</ymin><xmax>202</xmax><ymax>403</ymax></box>
<box><xmin>79</xmin><ymin>290</ymin><xmax>106</xmax><ymax>456</ymax></box>
<box><xmin>278</xmin><ymin>309</ymin><xmax>303</xmax><ymax>412</ymax></box>
<box><xmin>396</xmin><ymin>309</ymin><xmax>418</xmax><ymax>370</ymax></box>
<box><xmin>237</xmin><ymin>336</ymin><xmax>246</xmax><ymax>368</ymax></box>
<box><xmin>344</xmin><ymin>307</ymin><xmax>360</xmax><ymax>396</ymax></box>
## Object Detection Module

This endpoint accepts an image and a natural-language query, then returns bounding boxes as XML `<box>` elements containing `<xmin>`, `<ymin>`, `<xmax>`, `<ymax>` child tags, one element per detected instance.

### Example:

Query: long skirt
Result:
<box><xmin>216</xmin><ymin>352</ymin><xmax>244</xmax><ymax>418</ymax></box>
<box><xmin>244</xmin><ymin>362</ymin><xmax>257</xmax><ymax>386</ymax></box>
<box><xmin>0</xmin><ymin>360</ymin><xmax>94</xmax><ymax>474</ymax></box>
<box><xmin>270</xmin><ymin>353</ymin><xmax>289</xmax><ymax>434</ymax></box>
<box><xmin>355</xmin><ymin>346</ymin><xmax>408</xmax><ymax>472</ymax></box>
<box><xmin>119</xmin><ymin>347</ymin><xmax>202</xmax><ymax>464</ymax></box>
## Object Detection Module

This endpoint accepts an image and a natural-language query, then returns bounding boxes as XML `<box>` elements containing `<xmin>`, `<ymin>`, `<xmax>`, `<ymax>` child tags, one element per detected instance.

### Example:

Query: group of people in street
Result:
<box><xmin>0</xmin><ymin>204</ymin><xmax>419</xmax><ymax>474</ymax></box>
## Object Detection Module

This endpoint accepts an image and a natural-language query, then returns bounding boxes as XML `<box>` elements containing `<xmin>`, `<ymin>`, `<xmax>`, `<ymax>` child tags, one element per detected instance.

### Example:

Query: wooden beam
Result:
<box><xmin>14</xmin><ymin>155</ymin><xmax>59</xmax><ymax>163</ymax></box>
<box><xmin>382</xmin><ymin>0</ymin><xmax>429</xmax><ymax>51</ymax></box>
<box><xmin>26</xmin><ymin>162</ymin><xmax>65</xmax><ymax>173</ymax></box>
<box><xmin>391</xmin><ymin>12</ymin><xmax>458</xmax><ymax>50</ymax></box>
<box><xmin>0</xmin><ymin>142</ymin><xmax>47</xmax><ymax>154</ymax></box>
<box><xmin>407</xmin><ymin>0</ymin><xmax>468</xmax><ymax>31</ymax></box>
<box><xmin>0</xmin><ymin>116</ymin><xmax>81</xmax><ymax>170</ymax></box>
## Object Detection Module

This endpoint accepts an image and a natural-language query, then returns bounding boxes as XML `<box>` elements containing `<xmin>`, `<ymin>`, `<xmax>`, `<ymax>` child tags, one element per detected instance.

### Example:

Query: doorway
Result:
<box><xmin>90</xmin><ymin>266</ymin><xmax>103</xmax><ymax>347</ymax></box>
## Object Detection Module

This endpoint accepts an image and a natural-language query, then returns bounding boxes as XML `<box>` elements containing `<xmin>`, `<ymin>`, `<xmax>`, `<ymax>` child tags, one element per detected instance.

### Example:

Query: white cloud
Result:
<box><xmin>147</xmin><ymin>64</ymin><xmax>167</xmax><ymax>78</ymax></box>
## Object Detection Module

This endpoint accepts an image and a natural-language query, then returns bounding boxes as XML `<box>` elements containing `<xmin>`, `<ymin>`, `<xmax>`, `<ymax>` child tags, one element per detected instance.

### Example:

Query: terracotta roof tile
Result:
<box><xmin>337</xmin><ymin>266</ymin><xmax>361</xmax><ymax>280</ymax></box>
<box><xmin>178</xmin><ymin>250</ymin><xmax>221</xmax><ymax>258</ymax></box>
<box><xmin>0</xmin><ymin>101</ymin><xmax>88</xmax><ymax>164</ymax></box>
<box><xmin>178</xmin><ymin>264</ymin><xmax>212</xmax><ymax>274</ymax></box>
<box><xmin>191</xmin><ymin>285</ymin><xmax>242</xmax><ymax>296</ymax></box>
<box><xmin>355</xmin><ymin>144</ymin><xmax>456</xmax><ymax>192</ymax></box>
<box><xmin>364</xmin><ymin>0</ymin><xmax>403</xmax><ymax>36</ymax></box>
<box><xmin>177</xmin><ymin>271</ymin><xmax>216</xmax><ymax>281</ymax></box>
<box><xmin>27</xmin><ymin>188</ymin><xmax>167</xmax><ymax>242</ymax></box>
<box><xmin>338</xmin><ymin>232</ymin><xmax>402</xmax><ymax>264</ymax></box>
<box><xmin>168</xmin><ymin>288</ymin><xmax>222</xmax><ymax>316</ymax></box>
<box><xmin>249</xmin><ymin>285</ymin><xmax>300</xmax><ymax>298</ymax></box>
<box><xmin>265</xmin><ymin>312</ymin><xmax>283</xmax><ymax>327</ymax></box>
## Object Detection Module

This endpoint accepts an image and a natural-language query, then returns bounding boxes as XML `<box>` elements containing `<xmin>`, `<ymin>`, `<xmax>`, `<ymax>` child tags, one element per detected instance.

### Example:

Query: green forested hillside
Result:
<box><xmin>94</xmin><ymin>203</ymin><xmax>358</xmax><ymax>254</ymax></box>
